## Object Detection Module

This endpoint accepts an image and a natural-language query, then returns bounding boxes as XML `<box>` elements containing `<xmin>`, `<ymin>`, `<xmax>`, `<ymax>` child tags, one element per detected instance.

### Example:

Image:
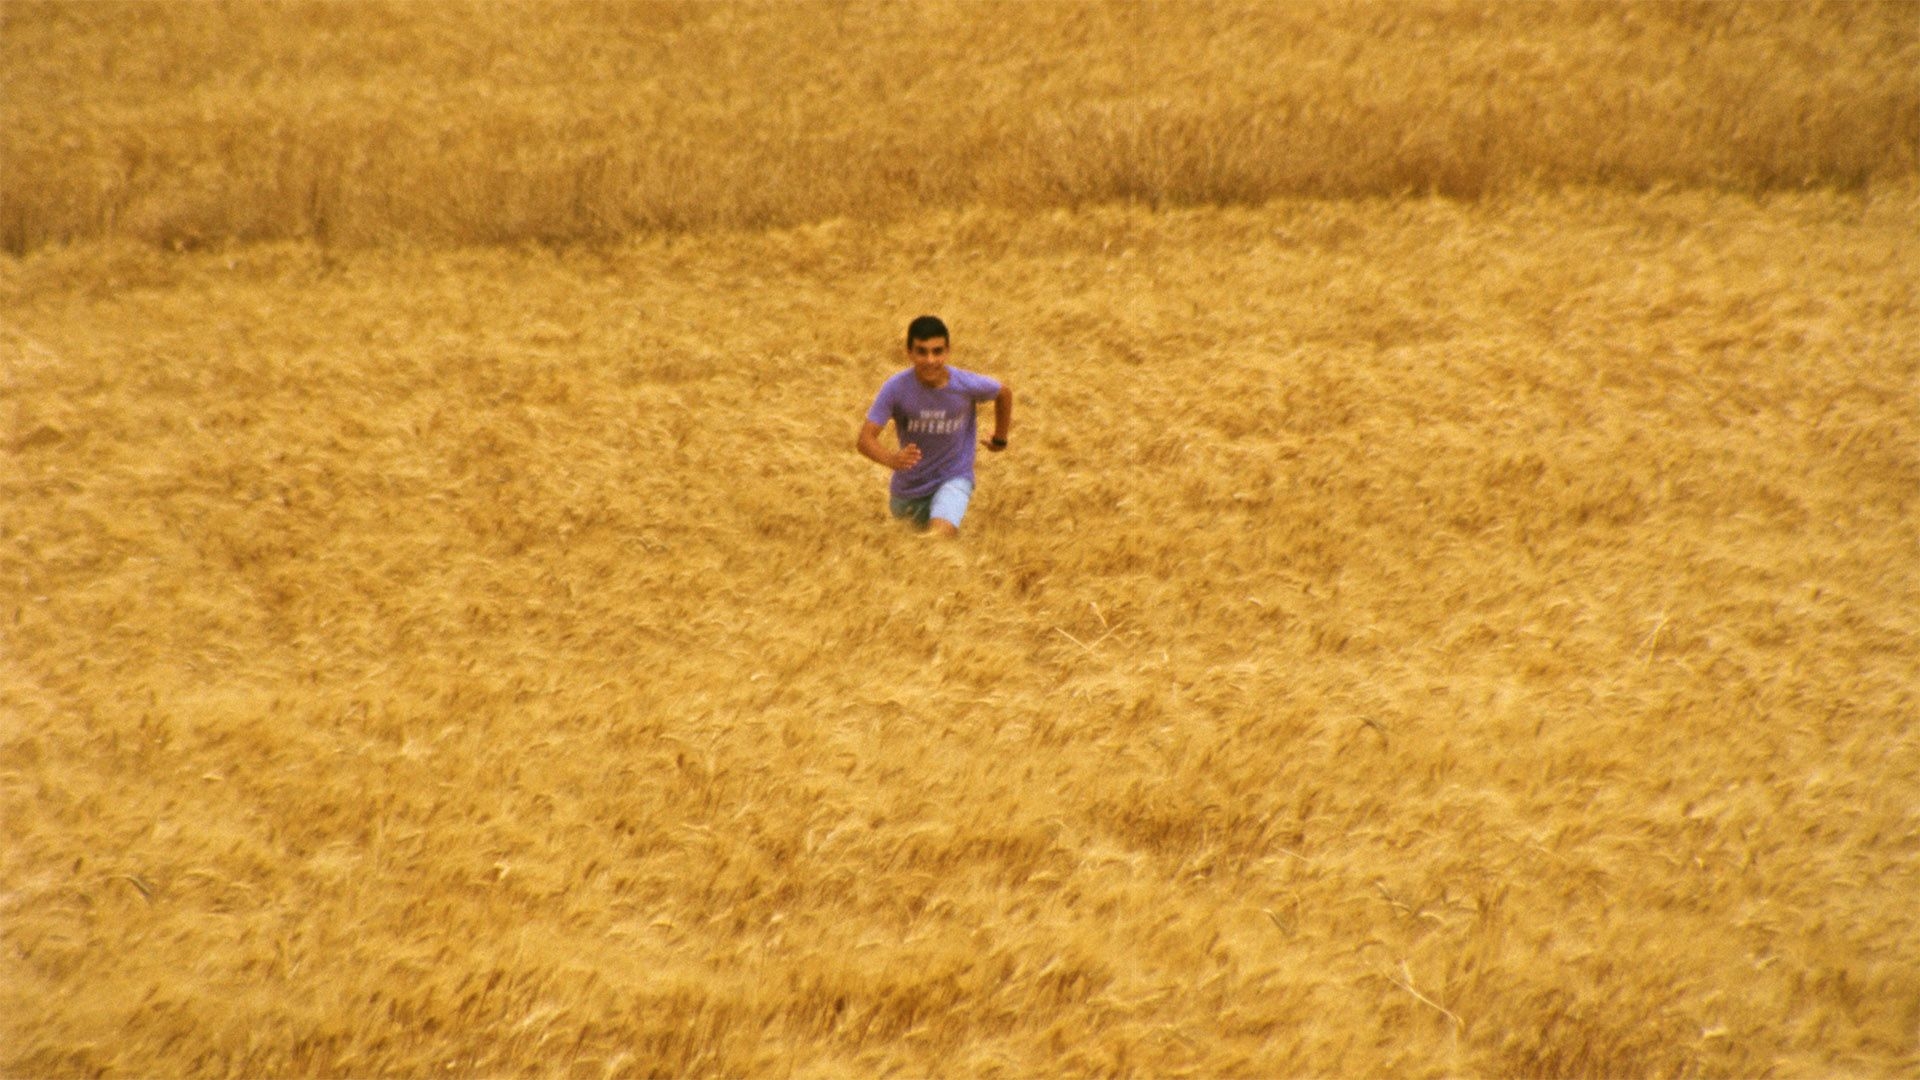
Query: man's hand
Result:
<box><xmin>859</xmin><ymin>420</ymin><xmax>922</xmax><ymax>472</ymax></box>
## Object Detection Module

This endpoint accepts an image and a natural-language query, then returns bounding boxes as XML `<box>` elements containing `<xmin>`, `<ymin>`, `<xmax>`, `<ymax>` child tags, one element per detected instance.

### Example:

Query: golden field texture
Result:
<box><xmin>5</xmin><ymin>186</ymin><xmax>1919</xmax><ymax>1075</ymax></box>
<box><xmin>3</xmin><ymin>0</ymin><xmax>1918</xmax><ymax>252</ymax></box>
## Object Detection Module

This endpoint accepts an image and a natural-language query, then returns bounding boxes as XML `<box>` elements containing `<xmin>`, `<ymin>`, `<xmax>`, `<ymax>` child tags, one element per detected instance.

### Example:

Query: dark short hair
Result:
<box><xmin>906</xmin><ymin>315</ymin><xmax>949</xmax><ymax>348</ymax></box>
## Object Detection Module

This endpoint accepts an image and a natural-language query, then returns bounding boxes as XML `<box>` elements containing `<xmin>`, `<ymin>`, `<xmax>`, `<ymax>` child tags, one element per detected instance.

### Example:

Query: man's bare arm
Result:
<box><xmin>984</xmin><ymin>384</ymin><xmax>1013</xmax><ymax>450</ymax></box>
<box><xmin>857</xmin><ymin>420</ymin><xmax>921</xmax><ymax>470</ymax></box>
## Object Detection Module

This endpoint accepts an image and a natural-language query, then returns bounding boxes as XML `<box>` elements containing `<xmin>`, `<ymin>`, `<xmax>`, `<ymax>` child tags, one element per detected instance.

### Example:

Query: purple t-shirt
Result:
<box><xmin>866</xmin><ymin>367</ymin><xmax>1003</xmax><ymax>499</ymax></box>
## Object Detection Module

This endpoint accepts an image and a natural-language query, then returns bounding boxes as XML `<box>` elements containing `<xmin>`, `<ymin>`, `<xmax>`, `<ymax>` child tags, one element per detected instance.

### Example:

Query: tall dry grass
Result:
<box><xmin>4</xmin><ymin>186</ymin><xmax>1917</xmax><ymax>1074</ymax></box>
<box><xmin>4</xmin><ymin>0</ymin><xmax>1917</xmax><ymax>252</ymax></box>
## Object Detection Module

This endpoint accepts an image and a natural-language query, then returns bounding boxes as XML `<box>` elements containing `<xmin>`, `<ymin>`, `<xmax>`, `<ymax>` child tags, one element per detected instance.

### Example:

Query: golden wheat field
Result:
<box><xmin>5</xmin><ymin>2</ymin><xmax>1920</xmax><ymax>1078</ymax></box>
<box><xmin>5</xmin><ymin>0</ymin><xmax>1918</xmax><ymax>250</ymax></box>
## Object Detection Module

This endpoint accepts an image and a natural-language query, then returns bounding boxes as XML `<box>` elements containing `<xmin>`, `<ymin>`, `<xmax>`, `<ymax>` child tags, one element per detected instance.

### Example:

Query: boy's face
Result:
<box><xmin>907</xmin><ymin>335</ymin><xmax>950</xmax><ymax>387</ymax></box>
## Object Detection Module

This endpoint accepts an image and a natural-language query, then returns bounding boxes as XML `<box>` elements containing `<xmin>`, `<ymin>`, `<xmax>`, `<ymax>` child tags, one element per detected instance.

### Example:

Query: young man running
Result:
<box><xmin>857</xmin><ymin>315</ymin><xmax>1013</xmax><ymax>537</ymax></box>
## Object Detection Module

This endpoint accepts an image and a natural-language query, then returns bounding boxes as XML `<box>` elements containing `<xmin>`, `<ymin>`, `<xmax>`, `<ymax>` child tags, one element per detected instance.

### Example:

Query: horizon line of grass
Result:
<box><xmin>5</xmin><ymin>0</ymin><xmax>1916</xmax><ymax>253</ymax></box>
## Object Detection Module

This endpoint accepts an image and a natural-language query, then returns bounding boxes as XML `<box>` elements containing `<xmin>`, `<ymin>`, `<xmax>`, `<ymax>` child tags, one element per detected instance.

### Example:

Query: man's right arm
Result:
<box><xmin>857</xmin><ymin>420</ymin><xmax>921</xmax><ymax>471</ymax></box>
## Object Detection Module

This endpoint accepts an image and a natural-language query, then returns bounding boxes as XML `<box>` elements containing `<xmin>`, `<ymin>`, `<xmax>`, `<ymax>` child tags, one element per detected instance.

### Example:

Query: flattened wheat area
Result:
<box><xmin>4</xmin><ymin>3</ymin><xmax>1918</xmax><ymax>1077</ymax></box>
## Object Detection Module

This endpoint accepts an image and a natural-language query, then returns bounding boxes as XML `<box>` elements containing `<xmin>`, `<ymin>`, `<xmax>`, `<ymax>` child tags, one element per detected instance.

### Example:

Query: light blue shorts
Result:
<box><xmin>890</xmin><ymin>477</ymin><xmax>974</xmax><ymax>531</ymax></box>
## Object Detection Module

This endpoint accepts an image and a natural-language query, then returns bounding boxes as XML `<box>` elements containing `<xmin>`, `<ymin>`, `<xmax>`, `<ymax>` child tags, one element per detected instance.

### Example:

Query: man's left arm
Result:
<box><xmin>984</xmin><ymin>382</ymin><xmax>1012</xmax><ymax>451</ymax></box>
